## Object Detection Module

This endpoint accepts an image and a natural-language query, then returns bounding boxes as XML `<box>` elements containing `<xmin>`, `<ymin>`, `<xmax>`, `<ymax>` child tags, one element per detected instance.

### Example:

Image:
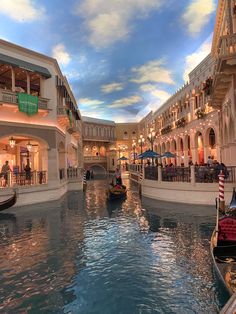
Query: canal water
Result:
<box><xmin>0</xmin><ymin>178</ymin><xmax>229</xmax><ymax>313</ymax></box>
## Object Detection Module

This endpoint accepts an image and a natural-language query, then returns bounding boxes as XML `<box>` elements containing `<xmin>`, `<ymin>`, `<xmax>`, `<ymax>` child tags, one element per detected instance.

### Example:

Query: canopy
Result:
<box><xmin>118</xmin><ymin>156</ymin><xmax>128</xmax><ymax>161</ymax></box>
<box><xmin>138</xmin><ymin>149</ymin><xmax>161</xmax><ymax>159</ymax></box>
<box><xmin>161</xmin><ymin>151</ymin><xmax>176</xmax><ymax>158</ymax></box>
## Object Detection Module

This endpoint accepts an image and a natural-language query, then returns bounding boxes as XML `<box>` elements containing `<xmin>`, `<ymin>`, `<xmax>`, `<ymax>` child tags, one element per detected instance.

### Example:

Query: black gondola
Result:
<box><xmin>210</xmin><ymin>193</ymin><xmax>236</xmax><ymax>296</ymax></box>
<box><xmin>107</xmin><ymin>184</ymin><xmax>127</xmax><ymax>200</ymax></box>
<box><xmin>0</xmin><ymin>191</ymin><xmax>17</xmax><ymax>212</ymax></box>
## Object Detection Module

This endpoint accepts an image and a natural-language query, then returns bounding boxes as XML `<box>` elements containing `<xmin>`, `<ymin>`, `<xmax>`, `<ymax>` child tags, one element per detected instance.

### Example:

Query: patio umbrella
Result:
<box><xmin>138</xmin><ymin>149</ymin><xmax>161</xmax><ymax>159</ymax></box>
<box><xmin>118</xmin><ymin>156</ymin><xmax>128</xmax><ymax>161</ymax></box>
<box><xmin>161</xmin><ymin>151</ymin><xmax>176</xmax><ymax>158</ymax></box>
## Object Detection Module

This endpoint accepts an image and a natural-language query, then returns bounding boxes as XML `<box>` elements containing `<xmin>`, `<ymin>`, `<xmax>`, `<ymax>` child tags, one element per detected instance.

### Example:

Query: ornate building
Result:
<box><xmin>211</xmin><ymin>0</ymin><xmax>236</xmax><ymax>166</ymax></box>
<box><xmin>0</xmin><ymin>39</ymin><xmax>83</xmax><ymax>204</ymax></box>
<box><xmin>82</xmin><ymin>116</ymin><xmax>116</xmax><ymax>174</ymax></box>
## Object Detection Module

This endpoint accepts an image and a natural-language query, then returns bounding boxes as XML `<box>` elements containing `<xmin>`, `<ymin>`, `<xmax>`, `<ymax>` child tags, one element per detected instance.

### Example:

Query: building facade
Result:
<box><xmin>0</xmin><ymin>39</ymin><xmax>83</xmax><ymax>205</ymax></box>
<box><xmin>82</xmin><ymin>116</ymin><xmax>116</xmax><ymax>174</ymax></box>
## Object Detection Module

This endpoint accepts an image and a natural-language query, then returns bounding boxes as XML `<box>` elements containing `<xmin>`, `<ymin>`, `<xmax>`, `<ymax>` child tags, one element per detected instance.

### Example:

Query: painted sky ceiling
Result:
<box><xmin>0</xmin><ymin>0</ymin><xmax>217</xmax><ymax>122</ymax></box>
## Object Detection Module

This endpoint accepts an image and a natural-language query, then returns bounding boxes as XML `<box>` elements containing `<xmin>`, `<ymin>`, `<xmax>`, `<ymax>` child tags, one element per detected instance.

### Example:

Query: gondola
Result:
<box><xmin>210</xmin><ymin>192</ymin><xmax>236</xmax><ymax>295</ymax></box>
<box><xmin>107</xmin><ymin>184</ymin><xmax>127</xmax><ymax>200</ymax></box>
<box><xmin>0</xmin><ymin>191</ymin><xmax>17</xmax><ymax>212</ymax></box>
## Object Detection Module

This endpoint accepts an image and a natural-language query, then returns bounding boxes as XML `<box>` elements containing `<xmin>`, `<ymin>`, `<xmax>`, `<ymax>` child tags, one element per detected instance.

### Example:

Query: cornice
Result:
<box><xmin>211</xmin><ymin>0</ymin><xmax>225</xmax><ymax>55</ymax></box>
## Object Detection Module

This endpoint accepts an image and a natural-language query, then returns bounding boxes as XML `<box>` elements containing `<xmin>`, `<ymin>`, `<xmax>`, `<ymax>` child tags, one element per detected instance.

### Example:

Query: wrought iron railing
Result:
<box><xmin>144</xmin><ymin>166</ymin><xmax>158</xmax><ymax>180</ymax></box>
<box><xmin>162</xmin><ymin>167</ymin><xmax>190</xmax><ymax>182</ymax></box>
<box><xmin>195</xmin><ymin>166</ymin><xmax>236</xmax><ymax>183</ymax></box>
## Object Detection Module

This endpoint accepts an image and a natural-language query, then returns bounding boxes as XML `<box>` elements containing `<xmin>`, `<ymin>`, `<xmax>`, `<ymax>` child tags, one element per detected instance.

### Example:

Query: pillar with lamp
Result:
<box><xmin>138</xmin><ymin>135</ymin><xmax>145</xmax><ymax>164</ymax></box>
<box><xmin>132</xmin><ymin>140</ymin><xmax>136</xmax><ymax>164</ymax></box>
<box><xmin>147</xmin><ymin>128</ymin><xmax>156</xmax><ymax>165</ymax></box>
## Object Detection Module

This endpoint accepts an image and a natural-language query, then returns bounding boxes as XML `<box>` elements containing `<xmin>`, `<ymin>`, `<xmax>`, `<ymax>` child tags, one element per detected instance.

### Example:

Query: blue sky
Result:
<box><xmin>0</xmin><ymin>0</ymin><xmax>217</xmax><ymax>122</ymax></box>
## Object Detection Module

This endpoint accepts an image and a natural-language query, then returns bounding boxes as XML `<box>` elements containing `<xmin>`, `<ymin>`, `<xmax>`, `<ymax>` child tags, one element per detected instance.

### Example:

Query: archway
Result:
<box><xmin>205</xmin><ymin>127</ymin><xmax>216</xmax><ymax>160</ymax></box>
<box><xmin>195</xmin><ymin>132</ymin><xmax>204</xmax><ymax>164</ymax></box>
<box><xmin>90</xmin><ymin>164</ymin><xmax>107</xmax><ymax>179</ymax></box>
<box><xmin>0</xmin><ymin>134</ymin><xmax>48</xmax><ymax>186</ymax></box>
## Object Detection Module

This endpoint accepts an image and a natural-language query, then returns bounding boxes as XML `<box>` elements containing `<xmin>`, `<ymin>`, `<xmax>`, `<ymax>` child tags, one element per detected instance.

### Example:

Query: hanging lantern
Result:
<box><xmin>26</xmin><ymin>142</ymin><xmax>32</xmax><ymax>151</ymax></box>
<box><xmin>9</xmin><ymin>137</ymin><xmax>16</xmax><ymax>148</ymax></box>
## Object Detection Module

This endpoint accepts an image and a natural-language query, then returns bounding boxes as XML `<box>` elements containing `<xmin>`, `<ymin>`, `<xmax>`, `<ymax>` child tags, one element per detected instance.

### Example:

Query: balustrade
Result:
<box><xmin>0</xmin><ymin>171</ymin><xmax>47</xmax><ymax>188</ymax></box>
<box><xmin>0</xmin><ymin>89</ymin><xmax>49</xmax><ymax>110</ymax></box>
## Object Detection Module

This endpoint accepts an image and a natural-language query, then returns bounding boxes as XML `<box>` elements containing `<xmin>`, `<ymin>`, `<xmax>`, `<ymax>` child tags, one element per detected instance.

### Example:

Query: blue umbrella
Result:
<box><xmin>138</xmin><ymin>149</ymin><xmax>161</xmax><ymax>159</ymax></box>
<box><xmin>118</xmin><ymin>156</ymin><xmax>128</xmax><ymax>161</ymax></box>
<box><xmin>161</xmin><ymin>151</ymin><xmax>176</xmax><ymax>158</ymax></box>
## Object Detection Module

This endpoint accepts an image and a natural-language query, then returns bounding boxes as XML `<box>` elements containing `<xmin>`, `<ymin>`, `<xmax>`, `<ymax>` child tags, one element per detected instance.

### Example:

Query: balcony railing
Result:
<box><xmin>218</xmin><ymin>34</ymin><xmax>236</xmax><ymax>58</ymax></box>
<box><xmin>0</xmin><ymin>171</ymin><xmax>47</xmax><ymax>188</ymax></box>
<box><xmin>84</xmin><ymin>156</ymin><xmax>107</xmax><ymax>163</ymax></box>
<box><xmin>0</xmin><ymin>89</ymin><xmax>49</xmax><ymax>110</ymax></box>
<box><xmin>59</xmin><ymin>167</ymin><xmax>82</xmax><ymax>181</ymax></box>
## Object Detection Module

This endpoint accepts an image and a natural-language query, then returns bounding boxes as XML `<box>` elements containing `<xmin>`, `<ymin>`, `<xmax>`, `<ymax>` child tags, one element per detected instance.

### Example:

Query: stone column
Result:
<box><xmin>191</xmin><ymin>147</ymin><xmax>198</xmax><ymax>164</ymax></box>
<box><xmin>26</xmin><ymin>72</ymin><xmax>30</xmax><ymax>94</ymax></box>
<box><xmin>158</xmin><ymin>166</ymin><xmax>162</xmax><ymax>182</ymax></box>
<box><xmin>190</xmin><ymin>165</ymin><xmax>195</xmax><ymax>185</ymax></box>
<box><xmin>11</xmin><ymin>67</ymin><xmax>15</xmax><ymax>92</ymax></box>
<box><xmin>183</xmin><ymin>149</ymin><xmax>189</xmax><ymax>167</ymax></box>
<box><xmin>47</xmin><ymin>148</ymin><xmax>59</xmax><ymax>185</ymax></box>
<box><xmin>39</xmin><ymin>76</ymin><xmax>45</xmax><ymax>97</ymax></box>
<box><xmin>204</xmin><ymin>145</ymin><xmax>209</xmax><ymax>164</ymax></box>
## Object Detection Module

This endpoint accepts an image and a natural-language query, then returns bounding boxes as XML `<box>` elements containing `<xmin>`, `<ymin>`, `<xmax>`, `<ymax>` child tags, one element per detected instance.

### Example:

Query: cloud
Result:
<box><xmin>101</xmin><ymin>82</ymin><xmax>124</xmax><ymax>94</ymax></box>
<box><xmin>130</xmin><ymin>59</ymin><xmax>174</xmax><ymax>85</ymax></box>
<box><xmin>183</xmin><ymin>35</ymin><xmax>212</xmax><ymax>82</ymax></box>
<box><xmin>0</xmin><ymin>0</ymin><xmax>45</xmax><ymax>22</ymax></box>
<box><xmin>74</xmin><ymin>0</ymin><xmax>164</xmax><ymax>48</ymax></box>
<box><xmin>182</xmin><ymin>0</ymin><xmax>216</xmax><ymax>36</ymax></box>
<box><xmin>52</xmin><ymin>44</ymin><xmax>71</xmax><ymax>66</ymax></box>
<box><xmin>79</xmin><ymin>98</ymin><xmax>104</xmax><ymax>107</ymax></box>
<box><xmin>108</xmin><ymin>95</ymin><xmax>142</xmax><ymax>108</ymax></box>
<box><xmin>140</xmin><ymin>84</ymin><xmax>171</xmax><ymax>101</ymax></box>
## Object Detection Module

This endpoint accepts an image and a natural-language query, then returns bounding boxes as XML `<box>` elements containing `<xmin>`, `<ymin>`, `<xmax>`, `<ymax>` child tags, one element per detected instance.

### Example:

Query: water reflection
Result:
<box><xmin>0</xmin><ymin>178</ymin><xmax>229</xmax><ymax>313</ymax></box>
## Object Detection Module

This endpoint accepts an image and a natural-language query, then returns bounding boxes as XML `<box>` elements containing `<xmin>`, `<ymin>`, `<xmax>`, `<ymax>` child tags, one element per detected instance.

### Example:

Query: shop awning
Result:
<box><xmin>0</xmin><ymin>53</ymin><xmax>51</xmax><ymax>79</ymax></box>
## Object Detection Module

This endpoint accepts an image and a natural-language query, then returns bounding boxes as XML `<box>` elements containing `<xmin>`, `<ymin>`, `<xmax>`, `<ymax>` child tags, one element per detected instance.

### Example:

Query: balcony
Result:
<box><xmin>84</xmin><ymin>156</ymin><xmax>107</xmax><ymax>163</ymax></box>
<box><xmin>67</xmin><ymin>120</ymin><xmax>82</xmax><ymax>140</ymax></box>
<box><xmin>212</xmin><ymin>33</ymin><xmax>236</xmax><ymax>108</ymax></box>
<box><xmin>0</xmin><ymin>89</ymin><xmax>49</xmax><ymax>111</ymax></box>
<box><xmin>57</xmin><ymin>106</ymin><xmax>73</xmax><ymax>128</ymax></box>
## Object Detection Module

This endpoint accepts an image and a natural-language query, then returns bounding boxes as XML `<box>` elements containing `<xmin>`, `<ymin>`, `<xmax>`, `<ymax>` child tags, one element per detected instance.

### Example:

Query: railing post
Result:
<box><xmin>158</xmin><ymin>166</ymin><xmax>162</xmax><ymax>182</ymax></box>
<box><xmin>190</xmin><ymin>165</ymin><xmax>195</xmax><ymax>185</ymax></box>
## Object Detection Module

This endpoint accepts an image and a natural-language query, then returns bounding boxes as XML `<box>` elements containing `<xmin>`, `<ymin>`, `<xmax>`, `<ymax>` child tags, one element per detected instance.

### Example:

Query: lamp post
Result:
<box><xmin>132</xmin><ymin>141</ymin><xmax>136</xmax><ymax>164</ymax></box>
<box><xmin>147</xmin><ymin>129</ymin><xmax>156</xmax><ymax>165</ymax></box>
<box><xmin>138</xmin><ymin>135</ymin><xmax>145</xmax><ymax>164</ymax></box>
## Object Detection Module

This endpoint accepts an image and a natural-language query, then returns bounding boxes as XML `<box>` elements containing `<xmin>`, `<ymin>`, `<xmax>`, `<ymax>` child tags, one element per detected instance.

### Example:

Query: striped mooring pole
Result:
<box><xmin>218</xmin><ymin>170</ymin><xmax>225</xmax><ymax>212</ymax></box>
<box><xmin>139</xmin><ymin>168</ymin><xmax>143</xmax><ymax>195</ymax></box>
<box><xmin>83</xmin><ymin>170</ymin><xmax>87</xmax><ymax>191</ymax></box>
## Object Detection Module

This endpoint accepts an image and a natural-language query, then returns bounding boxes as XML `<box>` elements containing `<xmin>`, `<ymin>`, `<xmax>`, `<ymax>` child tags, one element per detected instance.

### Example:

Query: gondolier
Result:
<box><xmin>115</xmin><ymin>168</ymin><xmax>122</xmax><ymax>185</ymax></box>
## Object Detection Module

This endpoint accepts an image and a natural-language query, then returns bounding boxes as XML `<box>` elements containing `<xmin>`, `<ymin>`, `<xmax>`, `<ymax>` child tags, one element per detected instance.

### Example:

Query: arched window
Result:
<box><xmin>209</xmin><ymin>128</ymin><xmax>216</xmax><ymax>148</ymax></box>
<box><xmin>123</xmin><ymin>131</ymin><xmax>128</xmax><ymax>140</ymax></box>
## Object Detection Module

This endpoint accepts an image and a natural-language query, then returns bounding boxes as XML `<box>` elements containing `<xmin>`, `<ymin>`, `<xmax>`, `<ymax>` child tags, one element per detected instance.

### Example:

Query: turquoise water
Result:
<box><xmin>0</xmin><ymin>179</ymin><xmax>229</xmax><ymax>313</ymax></box>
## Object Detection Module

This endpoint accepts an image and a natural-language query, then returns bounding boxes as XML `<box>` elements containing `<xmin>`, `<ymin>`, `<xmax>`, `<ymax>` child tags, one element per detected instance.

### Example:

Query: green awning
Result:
<box><xmin>0</xmin><ymin>53</ymin><xmax>51</xmax><ymax>79</ymax></box>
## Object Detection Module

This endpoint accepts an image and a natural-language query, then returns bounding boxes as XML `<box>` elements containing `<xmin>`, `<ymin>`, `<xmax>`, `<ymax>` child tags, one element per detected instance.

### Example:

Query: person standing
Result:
<box><xmin>1</xmin><ymin>161</ymin><xmax>11</xmax><ymax>187</ymax></box>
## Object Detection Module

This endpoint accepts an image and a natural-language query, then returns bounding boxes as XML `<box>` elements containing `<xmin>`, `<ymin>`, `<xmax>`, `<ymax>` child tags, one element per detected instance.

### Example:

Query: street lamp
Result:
<box><xmin>147</xmin><ymin>129</ymin><xmax>156</xmax><ymax>151</ymax></box>
<box><xmin>132</xmin><ymin>140</ymin><xmax>136</xmax><ymax>164</ymax></box>
<box><xmin>138</xmin><ymin>135</ymin><xmax>145</xmax><ymax>164</ymax></box>
<box><xmin>147</xmin><ymin>129</ymin><xmax>156</xmax><ymax>165</ymax></box>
